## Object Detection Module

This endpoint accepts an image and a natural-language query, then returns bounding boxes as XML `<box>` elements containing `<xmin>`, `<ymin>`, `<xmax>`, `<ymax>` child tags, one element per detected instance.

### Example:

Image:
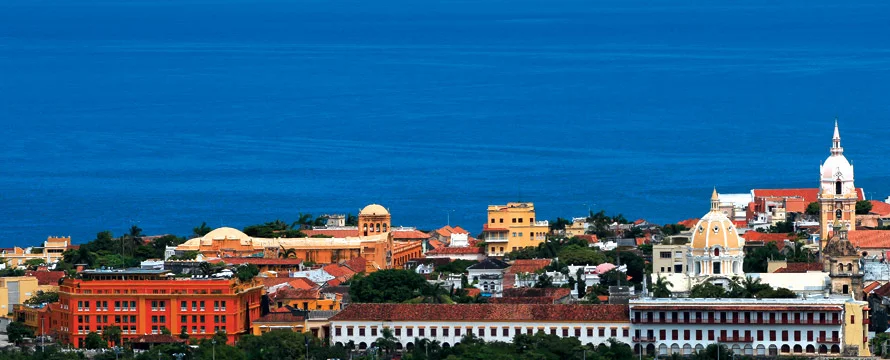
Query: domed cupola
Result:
<box><xmin>690</xmin><ymin>188</ymin><xmax>744</xmax><ymax>251</ymax></box>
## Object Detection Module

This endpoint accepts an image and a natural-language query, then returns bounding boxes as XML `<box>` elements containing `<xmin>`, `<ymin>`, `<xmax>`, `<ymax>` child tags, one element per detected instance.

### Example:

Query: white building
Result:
<box><xmin>629</xmin><ymin>297</ymin><xmax>871</xmax><ymax>357</ymax></box>
<box><xmin>329</xmin><ymin>303</ymin><xmax>631</xmax><ymax>350</ymax></box>
<box><xmin>466</xmin><ymin>258</ymin><xmax>509</xmax><ymax>297</ymax></box>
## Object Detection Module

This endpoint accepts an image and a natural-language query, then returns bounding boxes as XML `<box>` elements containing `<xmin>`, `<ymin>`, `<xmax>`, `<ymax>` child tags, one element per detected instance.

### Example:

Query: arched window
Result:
<box><xmin>836</xmin><ymin>209</ymin><xmax>842</xmax><ymax>220</ymax></box>
<box><xmin>838</xmin><ymin>263</ymin><xmax>845</xmax><ymax>272</ymax></box>
<box><xmin>847</xmin><ymin>263</ymin><xmax>853</xmax><ymax>272</ymax></box>
<box><xmin>714</xmin><ymin>248</ymin><xmax>720</xmax><ymax>256</ymax></box>
<box><xmin>376</xmin><ymin>223</ymin><xmax>381</xmax><ymax>232</ymax></box>
<box><xmin>836</xmin><ymin>181</ymin><xmax>842</xmax><ymax>195</ymax></box>
<box><xmin>382</xmin><ymin>224</ymin><xmax>387</xmax><ymax>232</ymax></box>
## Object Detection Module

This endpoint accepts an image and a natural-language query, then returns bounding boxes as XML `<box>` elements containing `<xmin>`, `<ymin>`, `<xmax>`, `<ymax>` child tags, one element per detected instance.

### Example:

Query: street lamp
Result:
<box><xmin>444</xmin><ymin>209</ymin><xmax>455</xmax><ymax>226</ymax></box>
<box><xmin>212</xmin><ymin>339</ymin><xmax>216</xmax><ymax>360</ymax></box>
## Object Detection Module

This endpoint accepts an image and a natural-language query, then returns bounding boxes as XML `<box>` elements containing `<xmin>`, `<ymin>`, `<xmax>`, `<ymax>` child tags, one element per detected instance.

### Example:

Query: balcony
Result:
<box><xmin>817</xmin><ymin>337</ymin><xmax>840</xmax><ymax>343</ymax></box>
<box><xmin>717</xmin><ymin>337</ymin><xmax>753</xmax><ymax>343</ymax></box>
<box><xmin>632</xmin><ymin>337</ymin><xmax>657</xmax><ymax>343</ymax></box>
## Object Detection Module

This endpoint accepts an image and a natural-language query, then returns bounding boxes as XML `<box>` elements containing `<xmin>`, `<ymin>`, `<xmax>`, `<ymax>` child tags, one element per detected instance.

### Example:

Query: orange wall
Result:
<box><xmin>58</xmin><ymin>278</ymin><xmax>262</xmax><ymax>348</ymax></box>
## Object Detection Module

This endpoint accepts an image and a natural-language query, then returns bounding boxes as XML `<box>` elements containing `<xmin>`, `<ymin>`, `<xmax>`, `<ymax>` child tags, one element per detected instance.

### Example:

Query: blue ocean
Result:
<box><xmin>1</xmin><ymin>0</ymin><xmax>889</xmax><ymax>246</ymax></box>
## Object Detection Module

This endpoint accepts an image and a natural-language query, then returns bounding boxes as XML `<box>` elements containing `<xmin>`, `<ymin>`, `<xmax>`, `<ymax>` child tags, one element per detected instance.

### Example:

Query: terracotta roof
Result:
<box><xmin>870</xmin><ymin>201</ymin><xmax>890</xmax><ymax>217</ymax></box>
<box><xmin>24</xmin><ymin>270</ymin><xmax>65</xmax><ymax>286</ymax></box>
<box><xmin>289</xmin><ymin>277</ymin><xmax>317</xmax><ymax>290</ymax></box>
<box><xmin>493</xmin><ymin>287</ymin><xmax>571</xmax><ymax>304</ymax></box>
<box><xmin>732</xmin><ymin>221</ymin><xmax>747</xmax><ymax>228</ymax></box>
<box><xmin>301</xmin><ymin>229</ymin><xmax>360</xmax><ymax>237</ymax></box>
<box><xmin>330</xmin><ymin>304</ymin><xmax>629</xmax><ymax>322</ymax></box>
<box><xmin>465</xmin><ymin>288</ymin><xmax>481</xmax><ymax>297</ymax></box>
<box><xmin>428</xmin><ymin>239</ymin><xmax>445</xmax><ymax>250</ymax></box>
<box><xmin>864</xmin><ymin>281</ymin><xmax>882</xmax><ymax>294</ymax></box>
<box><xmin>678</xmin><ymin>218</ymin><xmax>699</xmax><ymax>229</ymax></box>
<box><xmin>392</xmin><ymin>229</ymin><xmax>431</xmax><ymax>240</ymax></box>
<box><xmin>507</xmin><ymin>259</ymin><xmax>552</xmax><ymax>274</ymax></box>
<box><xmin>327</xmin><ymin>278</ymin><xmax>344</xmax><ymax>287</ymax></box>
<box><xmin>634</xmin><ymin>219</ymin><xmax>647</xmax><ymax>225</ymax></box>
<box><xmin>573</xmin><ymin>234</ymin><xmax>598</xmax><ymax>244</ymax></box>
<box><xmin>255</xmin><ymin>312</ymin><xmax>306</xmax><ymax>323</ymax></box>
<box><xmin>270</xmin><ymin>286</ymin><xmax>321</xmax><ymax>301</ymax></box>
<box><xmin>752</xmin><ymin>188</ymin><xmax>865</xmax><ymax>203</ymax></box>
<box><xmin>427</xmin><ymin>246</ymin><xmax>483</xmax><ymax>255</ymax></box>
<box><xmin>222</xmin><ymin>258</ymin><xmax>304</xmax><ymax>265</ymax></box>
<box><xmin>323</xmin><ymin>264</ymin><xmax>356</xmax><ymax>279</ymax></box>
<box><xmin>262</xmin><ymin>277</ymin><xmax>295</xmax><ymax>288</ymax></box>
<box><xmin>342</xmin><ymin>256</ymin><xmax>367</xmax><ymax>274</ymax></box>
<box><xmin>597</xmin><ymin>295</ymin><xmax>609</xmax><ymax>302</ymax></box>
<box><xmin>773</xmin><ymin>262</ymin><xmax>823</xmax><ymax>273</ymax></box>
<box><xmin>743</xmin><ymin>232</ymin><xmax>793</xmax><ymax>242</ymax></box>
<box><xmin>131</xmin><ymin>334</ymin><xmax>185</xmax><ymax>344</ymax></box>
<box><xmin>435</xmin><ymin>225</ymin><xmax>470</xmax><ymax>238</ymax></box>
<box><xmin>849</xmin><ymin>230</ymin><xmax>890</xmax><ymax>249</ymax></box>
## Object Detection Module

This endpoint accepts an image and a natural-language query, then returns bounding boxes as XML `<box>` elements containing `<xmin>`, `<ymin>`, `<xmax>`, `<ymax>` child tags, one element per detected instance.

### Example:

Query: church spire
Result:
<box><xmin>710</xmin><ymin>187</ymin><xmax>719</xmax><ymax>212</ymax></box>
<box><xmin>831</xmin><ymin>118</ymin><xmax>844</xmax><ymax>156</ymax></box>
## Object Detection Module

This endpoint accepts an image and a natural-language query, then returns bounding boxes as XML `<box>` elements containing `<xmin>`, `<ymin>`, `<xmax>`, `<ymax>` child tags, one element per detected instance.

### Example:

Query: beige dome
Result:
<box><xmin>360</xmin><ymin>204</ymin><xmax>389</xmax><ymax>216</ymax></box>
<box><xmin>691</xmin><ymin>189</ymin><xmax>744</xmax><ymax>250</ymax></box>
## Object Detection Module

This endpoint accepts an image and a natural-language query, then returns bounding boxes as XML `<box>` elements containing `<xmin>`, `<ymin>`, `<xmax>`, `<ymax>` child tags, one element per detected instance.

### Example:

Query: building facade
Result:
<box><xmin>0</xmin><ymin>236</ymin><xmax>71</xmax><ymax>267</ymax></box>
<box><xmin>482</xmin><ymin>202</ymin><xmax>550</xmax><ymax>257</ymax></box>
<box><xmin>629</xmin><ymin>297</ymin><xmax>871</xmax><ymax>357</ymax></box>
<box><xmin>0</xmin><ymin>276</ymin><xmax>38</xmax><ymax>317</ymax></box>
<box><xmin>329</xmin><ymin>304</ymin><xmax>631</xmax><ymax>350</ymax></box>
<box><xmin>819</xmin><ymin>121</ymin><xmax>858</xmax><ymax>247</ymax></box>
<box><xmin>57</xmin><ymin>269</ymin><xmax>262</xmax><ymax>348</ymax></box>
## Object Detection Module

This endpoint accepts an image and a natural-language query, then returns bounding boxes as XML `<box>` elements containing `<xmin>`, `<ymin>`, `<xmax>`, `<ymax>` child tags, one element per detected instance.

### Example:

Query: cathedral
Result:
<box><xmin>818</xmin><ymin>120</ymin><xmax>858</xmax><ymax>247</ymax></box>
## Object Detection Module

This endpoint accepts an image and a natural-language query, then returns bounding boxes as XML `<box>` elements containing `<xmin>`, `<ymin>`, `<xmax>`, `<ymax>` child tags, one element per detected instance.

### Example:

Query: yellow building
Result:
<box><xmin>0</xmin><ymin>277</ymin><xmax>38</xmax><ymax>317</ymax></box>
<box><xmin>563</xmin><ymin>218</ymin><xmax>590</xmax><ymax>237</ymax></box>
<box><xmin>481</xmin><ymin>202</ymin><xmax>549</xmax><ymax>257</ymax></box>
<box><xmin>819</xmin><ymin>121</ymin><xmax>857</xmax><ymax>248</ymax></box>
<box><xmin>0</xmin><ymin>236</ymin><xmax>71</xmax><ymax>267</ymax></box>
<box><xmin>251</xmin><ymin>312</ymin><xmax>307</xmax><ymax>335</ymax></box>
<box><xmin>843</xmin><ymin>301</ymin><xmax>871</xmax><ymax>356</ymax></box>
<box><xmin>269</xmin><ymin>287</ymin><xmax>342</xmax><ymax>312</ymax></box>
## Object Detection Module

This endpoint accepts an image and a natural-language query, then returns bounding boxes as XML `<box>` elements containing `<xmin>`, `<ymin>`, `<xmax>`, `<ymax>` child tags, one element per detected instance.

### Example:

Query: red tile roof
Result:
<box><xmin>507</xmin><ymin>259</ymin><xmax>552</xmax><ymax>274</ymax></box>
<box><xmin>849</xmin><ymin>230</ymin><xmax>890</xmax><ymax>249</ymax></box>
<box><xmin>289</xmin><ymin>277</ymin><xmax>317</xmax><ymax>290</ymax></box>
<box><xmin>864</xmin><ymin>281</ymin><xmax>882</xmax><ymax>294</ymax></box>
<box><xmin>426</xmin><ymin>246</ymin><xmax>483</xmax><ymax>255</ymax></box>
<box><xmin>752</xmin><ymin>188</ymin><xmax>865</xmax><ymax>203</ymax></box>
<box><xmin>24</xmin><ymin>270</ymin><xmax>65</xmax><ymax>286</ymax></box>
<box><xmin>261</xmin><ymin>277</ymin><xmax>295</xmax><ymax>288</ymax></box>
<box><xmin>435</xmin><ymin>225</ymin><xmax>470</xmax><ymax>238</ymax></box>
<box><xmin>342</xmin><ymin>256</ymin><xmax>367</xmax><ymax>274</ymax></box>
<box><xmin>393</xmin><ymin>229</ymin><xmax>431</xmax><ymax>240</ymax></box>
<box><xmin>428</xmin><ymin>239</ymin><xmax>445</xmax><ymax>250</ymax></box>
<box><xmin>330</xmin><ymin>304</ymin><xmax>629</xmax><ymax>322</ymax></box>
<box><xmin>493</xmin><ymin>287</ymin><xmax>571</xmax><ymax>304</ymax></box>
<box><xmin>222</xmin><ymin>258</ymin><xmax>304</xmax><ymax>266</ymax></box>
<box><xmin>742</xmin><ymin>232</ymin><xmax>794</xmax><ymax>250</ymax></box>
<box><xmin>773</xmin><ymin>262</ymin><xmax>823</xmax><ymax>273</ymax></box>
<box><xmin>870</xmin><ymin>201</ymin><xmax>890</xmax><ymax>217</ymax></box>
<box><xmin>301</xmin><ymin>229</ymin><xmax>360</xmax><ymax>238</ymax></box>
<box><xmin>465</xmin><ymin>288</ymin><xmax>481</xmax><ymax>297</ymax></box>
<box><xmin>573</xmin><ymin>235</ymin><xmax>599</xmax><ymax>244</ymax></box>
<box><xmin>323</xmin><ymin>264</ymin><xmax>356</xmax><ymax>279</ymax></box>
<box><xmin>678</xmin><ymin>218</ymin><xmax>699</xmax><ymax>229</ymax></box>
<box><xmin>270</xmin><ymin>286</ymin><xmax>321</xmax><ymax>301</ymax></box>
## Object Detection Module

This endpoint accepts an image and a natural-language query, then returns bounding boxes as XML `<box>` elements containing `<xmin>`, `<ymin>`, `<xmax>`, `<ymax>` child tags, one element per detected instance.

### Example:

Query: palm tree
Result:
<box><xmin>652</xmin><ymin>275</ymin><xmax>673</xmax><ymax>298</ymax></box>
<box><xmin>375</xmin><ymin>327</ymin><xmax>398</xmax><ymax>356</ymax></box>
<box><xmin>292</xmin><ymin>213</ymin><xmax>314</xmax><ymax>230</ymax></box>
<box><xmin>102</xmin><ymin>325</ymin><xmax>122</xmax><ymax>347</ymax></box>
<box><xmin>193</xmin><ymin>222</ymin><xmax>212</xmax><ymax>237</ymax></box>
<box><xmin>278</xmin><ymin>247</ymin><xmax>297</xmax><ymax>259</ymax></box>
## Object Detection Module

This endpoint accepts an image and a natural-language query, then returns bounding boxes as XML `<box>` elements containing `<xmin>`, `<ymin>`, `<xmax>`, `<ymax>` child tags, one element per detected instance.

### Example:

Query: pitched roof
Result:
<box><xmin>289</xmin><ymin>277</ymin><xmax>317</xmax><ymax>290</ymax></box>
<box><xmin>428</xmin><ymin>239</ymin><xmax>445</xmax><ymax>250</ymax></box>
<box><xmin>752</xmin><ymin>188</ymin><xmax>865</xmax><ymax>203</ymax></box>
<box><xmin>323</xmin><ymin>264</ymin><xmax>356</xmax><ymax>279</ymax></box>
<box><xmin>864</xmin><ymin>281</ymin><xmax>882</xmax><ymax>294</ymax></box>
<box><xmin>467</xmin><ymin>258</ymin><xmax>509</xmax><ymax>270</ymax></box>
<box><xmin>507</xmin><ymin>259</ymin><xmax>552</xmax><ymax>274</ymax></box>
<box><xmin>270</xmin><ymin>286</ymin><xmax>321</xmax><ymax>301</ymax></box>
<box><xmin>393</xmin><ymin>229</ymin><xmax>431</xmax><ymax>240</ymax></box>
<box><xmin>773</xmin><ymin>262</ymin><xmax>823</xmax><ymax>273</ymax></box>
<box><xmin>24</xmin><ymin>270</ymin><xmax>65</xmax><ymax>286</ymax></box>
<box><xmin>870</xmin><ymin>201</ymin><xmax>890</xmax><ymax>217</ymax></box>
<box><xmin>330</xmin><ymin>304</ymin><xmax>629</xmax><ymax>322</ymax></box>
<box><xmin>678</xmin><ymin>218</ymin><xmax>699</xmax><ymax>229</ymax></box>
<box><xmin>492</xmin><ymin>287</ymin><xmax>572</xmax><ymax>304</ymax></box>
<box><xmin>573</xmin><ymin>234</ymin><xmax>599</xmax><ymax>244</ymax></box>
<box><xmin>849</xmin><ymin>230</ymin><xmax>890</xmax><ymax>249</ymax></box>
<box><xmin>301</xmin><ymin>229</ymin><xmax>360</xmax><ymax>238</ymax></box>
<box><xmin>435</xmin><ymin>225</ymin><xmax>470</xmax><ymax>238</ymax></box>
<box><xmin>464</xmin><ymin>288</ymin><xmax>481</xmax><ymax>297</ymax></box>
<box><xmin>342</xmin><ymin>256</ymin><xmax>367</xmax><ymax>274</ymax></box>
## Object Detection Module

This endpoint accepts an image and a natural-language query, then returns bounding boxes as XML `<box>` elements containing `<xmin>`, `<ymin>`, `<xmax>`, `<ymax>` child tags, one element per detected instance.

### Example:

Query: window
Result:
<box><xmin>674</xmin><ymin>264</ymin><xmax>682</xmax><ymax>273</ymax></box>
<box><xmin>491</xmin><ymin>219</ymin><xmax>495</xmax><ymax>223</ymax></box>
<box><xmin>807</xmin><ymin>331</ymin><xmax>813</xmax><ymax>342</ymax></box>
<box><xmin>419</xmin><ymin>328</ymin><xmax>425</xmax><ymax>337</ymax></box>
<box><xmin>713</xmin><ymin>262</ymin><xmax>721</xmax><ymax>274</ymax></box>
<box><xmin>359</xmin><ymin>327</ymin><xmax>365</xmax><ymax>336</ymax></box>
<box><xmin>562</xmin><ymin>328</ymin><xmax>568</xmax><ymax>337</ymax></box>
<box><xmin>611</xmin><ymin>328</ymin><xmax>617</xmax><ymax>337</ymax></box>
<box><xmin>587</xmin><ymin>328</ymin><xmax>593</xmax><ymax>337</ymax></box>
<box><xmin>843</xmin><ymin>284</ymin><xmax>850</xmax><ymax>294</ymax></box>
<box><xmin>443</xmin><ymin>327</ymin><xmax>448</xmax><ymax>337</ymax></box>
<box><xmin>851</xmin><ymin>315</ymin><xmax>855</xmax><ymax>324</ymax></box>
<box><xmin>407</xmin><ymin>328</ymin><xmax>413</xmax><ymax>337</ymax></box>
<box><xmin>431</xmin><ymin>328</ymin><xmax>437</xmax><ymax>337</ymax></box>
<box><xmin>757</xmin><ymin>330</ymin><xmax>763</xmax><ymax>341</ymax></box>
<box><xmin>371</xmin><ymin>328</ymin><xmax>377</xmax><ymax>337</ymax></box>
<box><xmin>836</xmin><ymin>180</ymin><xmax>842</xmax><ymax>195</ymax></box>
<box><xmin>504</xmin><ymin>328</ymin><xmax>510</xmax><ymax>337</ymax></box>
<box><xmin>518</xmin><ymin>218</ymin><xmax>523</xmax><ymax>223</ymax></box>
<box><xmin>660</xmin><ymin>252</ymin><xmax>671</xmax><ymax>259</ymax></box>
<box><xmin>455</xmin><ymin>328</ymin><xmax>461</xmax><ymax>336</ymax></box>
<box><xmin>683</xmin><ymin>330</ymin><xmax>690</xmax><ymax>340</ymax></box>
<box><xmin>600</xmin><ymin>328</ymin><xmax>606</xmax><ymax>337</ymax></box>
<box><xmin>696</xmin><ymin>330</ymin><xmax>702</xmax><ymax>340</ymax></box>
<box><xmin>781</xmin><ymin>331</ymin><xmax>788</xmax><ymax>341</ymax></box>
<box><xmin>708</xmin><ymin>330</ymin><xmax>714</xmax><ymax>341</ymax></box>
<box><xmin>512</xmin><ymin>218</ymin><xmax>516</xmax><ymax>223</ymax></box>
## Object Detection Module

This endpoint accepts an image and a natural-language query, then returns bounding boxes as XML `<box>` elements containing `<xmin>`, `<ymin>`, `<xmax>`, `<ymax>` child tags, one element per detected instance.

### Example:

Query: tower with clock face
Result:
<box><xmin>819</xmin><ymin>120</ymin><xmax>857</xmax><ymax>250</ymax></box>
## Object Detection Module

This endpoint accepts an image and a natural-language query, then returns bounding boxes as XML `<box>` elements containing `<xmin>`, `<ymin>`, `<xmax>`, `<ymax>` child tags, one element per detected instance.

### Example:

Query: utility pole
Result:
<box><xmin>445</xmin><ymin>209</ymin><xmax>455</xmax><ymax>226</ymax></box>
<box><xmin>212</xmin><ymin>339</ymin><xmax>216</xmax><ymax>360</ymax></box>
<box><xmin>41</xmin><ymin>317</ymin><xmax>45</xmax><ymax>352</ymax></box>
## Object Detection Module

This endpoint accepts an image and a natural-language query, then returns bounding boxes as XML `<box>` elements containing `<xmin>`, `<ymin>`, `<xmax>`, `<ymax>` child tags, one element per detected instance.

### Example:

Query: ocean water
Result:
<box><xmin>1</xmin><ymin>0</ymin><xmax>890</xmax><ymax>246</ymax></box>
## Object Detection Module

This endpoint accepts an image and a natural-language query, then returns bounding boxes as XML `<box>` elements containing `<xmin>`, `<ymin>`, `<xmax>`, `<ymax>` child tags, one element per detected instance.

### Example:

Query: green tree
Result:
<box><xmin>576</xmin><ymin>268</ymin><xmax>586</xmax><ymax>299</ymax></box>
<box><xmin>806</xmin><ymin>202</ymin><xmax>820</xmax><ymax>216</ymax></box>
<box><xmin>375</xmin><ymin>327</ymin><xmax>399</xmax><ymax>356</ymax></box>
<box><xmin>6</xmin><ymin>321</ymin><xmax>34</xmax><ymax>345</ymax></box>
<box><xmin>743</xmin><ymin>242</ymin><xmax>784</xmax><ymax>273</ymax></box>
<box><xmin>549</xmin><ymin>217</ymin><xmax>571</xmax><ymax>231</ymax></box>
<box><xmin>102</xmin><ymin>325</ymin><xmax>122</xmax><ymax>347</ymax></box>
<box><xmin>350</xmin><ymin>270</ymin><xmax>432</xmax><ymax>303</ymax></box>
<box><xmin>346</xmin><ymin>213</ymin><xmax>358</xmax><ymax>226</ymax></box>
<box><xmin>857</xmin><ymin>200</ymin><xmax>874</xmax><ymax>215</ymax></box>
<box><xmin>237</xmin><ymin>330</ymin><xmax>309</xmax><ymax>360</ymax></box>
<box><xmin>435</xmin><ymin>260</ymin><xmax>478</xmax><ymax>274</ymax></box>
<box><xmin>689</xmin><ymin>282</ymin><xmax>726</xmax><ymax>298</ymax></box>
<box><xmin>23</xmin><ymin>258</ymin><xmax>44</xmax><ymax>270</ymax></box>
<box><xmin>235</xmin><ymin>264</ymin><xmax>259</xmax><ymax>282</ymax></box>
<box><xmin>651</xmin><ymin>276</ymin><xmax>673</xmax><ymax>298</ymax></box>
<box><xmin>606</xmin><ymin>250</ymin><xmax>645</xmax><ymax>284</ymax></box>
<box><xmin>193</xmin><ymin>222</ymin><xmax>213</xmax><ymax>237</ymax></box>
<box><xmin>691</xmin><ymin>344</ymin><xmax>732</xmax><ymax>360</ymax></box>
<box><xmin>84</xmin><ymin>331</ymin><xmax>107</xmax><ymax>349</ymax></box>
<box><xmin>558</xmin><ymin>245</ymin><xmax>607</xmax><ymax>266</ymax></box>
<box><xmin>870</xmin><ymin>332</ymin><xmax>890</xmax><ymax>356</ymax></box>
<box><xmin>24</xmin><ymin>290</ymin><xmax>59</xmax><ymax>305</ymax></box>
<box><xmin>534</xmin><ymin>273</ymin><xmax>554</xmax><ymax>288</ymax></box>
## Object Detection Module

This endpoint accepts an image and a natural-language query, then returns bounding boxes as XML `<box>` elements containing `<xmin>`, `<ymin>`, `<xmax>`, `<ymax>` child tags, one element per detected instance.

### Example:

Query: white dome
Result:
<box><xmin>690</xmin><ymin>189</ymin><xmax>744</xmax><ymax>250</ymax></box>
<box><xmin>821</xmin><ymin>154</ymin><xmax>853</xmax><ymax>180</ymax></box>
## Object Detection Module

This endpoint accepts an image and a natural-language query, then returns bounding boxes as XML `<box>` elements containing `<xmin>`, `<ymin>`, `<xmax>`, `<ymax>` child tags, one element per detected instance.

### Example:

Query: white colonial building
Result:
<box><xmin>629</xmin><ymin>297</ymin><xmax>871</xmax><ymax>357</ymax></box>
<box><xmin>329</xmin><ymin>303</ymin><xmax>631</xmax><ymax>350</ymax></box>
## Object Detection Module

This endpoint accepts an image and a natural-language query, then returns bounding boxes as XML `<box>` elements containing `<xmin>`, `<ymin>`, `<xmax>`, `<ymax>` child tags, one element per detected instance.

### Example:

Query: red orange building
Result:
<box><xmin>57</xmin><ymin>269</ymin><xmax>262</xmax><ymax>348</ymax></box>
